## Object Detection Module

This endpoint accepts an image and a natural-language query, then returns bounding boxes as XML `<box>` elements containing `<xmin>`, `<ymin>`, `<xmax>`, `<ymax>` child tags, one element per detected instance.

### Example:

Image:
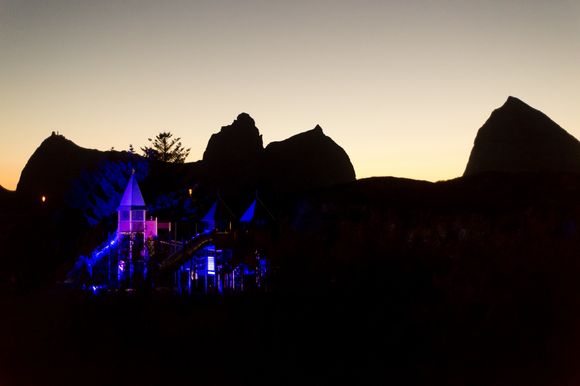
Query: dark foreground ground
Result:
<box><xmin>1</xmin><ymin>284</ymin><xmax>580</xmax><ymax>386</ymax></box>
<box><xmin>4</xmin><ymin>172</ymin><xmax>580</xmax><ymax>386</ymax></box>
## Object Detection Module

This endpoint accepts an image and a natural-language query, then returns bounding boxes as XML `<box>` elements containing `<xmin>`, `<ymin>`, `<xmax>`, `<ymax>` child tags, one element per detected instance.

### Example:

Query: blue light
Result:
<box><xmin>207</xmin><ymin>256</ymin><xmax>215</xmax><ymax>275</ymax></box>
<box><xmin>84</xmin><ymin>234</ymin><xmax>119</xmax><ymax>269</ymax></box>
<box><xmin>240</xmin><ymin>200</ymin><xmax>256</xmax><ymax>223</ymax></box>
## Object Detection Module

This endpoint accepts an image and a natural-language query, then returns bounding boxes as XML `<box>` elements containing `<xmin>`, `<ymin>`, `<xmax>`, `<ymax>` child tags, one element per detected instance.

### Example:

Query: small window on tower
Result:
<box><xmin>132</xmin><ymin>211</ymin><xmax>145</xmax><ymax>221</ymax></box>
<box><xmin>120</xmin><ymin>211</ymin><xmax>130</xmax><ymax>221</ymax></box>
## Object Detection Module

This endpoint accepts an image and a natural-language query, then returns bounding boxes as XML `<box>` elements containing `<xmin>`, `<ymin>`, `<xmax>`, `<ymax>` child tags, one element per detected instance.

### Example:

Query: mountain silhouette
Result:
<box><xmin>464</xmin><ymin>96</ymin><xmax>580</xmax><ymax>175</ymax></box>
<box><xmin>261</xmin><ymin>125</ymin><xmax>356</xmax><ymax>192</ymax></box>
<box><xmin>16</xmin><ymin>133</ymin><xmax>129</xmax><ymax>203</ymax></box>
<box><xmin>14</xmin><ymin>116</ymin><xmax>356</xmax><ymax>209</ymax></box>
<box><xmin>198</xmin><ymin>114</ymin><xmax>355</xmax><ymax>194</ymax></box>
<box><xmin>0</xmin><ymin>185</ymin><xmax>13</xmax><ymax>209</ymax></box>
<box><xmin>200</xmin><ymin>112</ymin><xmax>264</xmax><ymax>192</ymax></box>
<box><xmin>203</xmin><ymin>112</ymin><xmax>264</xmax><ymax>165</ymax></box>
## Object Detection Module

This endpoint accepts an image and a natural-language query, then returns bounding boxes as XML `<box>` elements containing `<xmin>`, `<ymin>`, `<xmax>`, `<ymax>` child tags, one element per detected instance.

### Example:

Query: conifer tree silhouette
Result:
<box><xmin>141</xmin><ymin>132</ymin><xmax>190</xmax><ymax>163</ymax></box>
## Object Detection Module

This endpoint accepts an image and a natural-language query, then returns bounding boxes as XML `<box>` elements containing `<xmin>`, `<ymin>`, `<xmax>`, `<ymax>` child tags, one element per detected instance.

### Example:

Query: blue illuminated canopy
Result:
<box><xmin>201</xmin><ymin>202</ymin><xmax>217</xmax><ymax>226</ymax></box>
<box><xmin>200</xmin><ymin>197</ymin><xmax>235</xmax><ymax>230</ymax></box>
<box><xmin>240</xmin><ymin>195</ymin><xmax>274</xmax><ymax>225</ymax></box>
<box><xmin>240</xmin><ymin>200</ymin><xmax>257</xmax><ymax>223</ymax></box>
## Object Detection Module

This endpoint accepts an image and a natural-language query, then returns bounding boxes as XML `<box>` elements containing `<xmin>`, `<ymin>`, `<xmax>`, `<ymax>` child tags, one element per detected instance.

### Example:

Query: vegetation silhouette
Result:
<box><xmin>141</xmin><ymin>132</ymin><xmax>190</xmax><ymax>164</ymax></box>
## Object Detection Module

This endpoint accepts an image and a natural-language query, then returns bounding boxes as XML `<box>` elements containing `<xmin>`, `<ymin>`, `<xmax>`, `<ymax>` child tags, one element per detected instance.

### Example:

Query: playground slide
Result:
<box><xmin>157</xmin><ymin>230</ymin><xmax>214</xmax><ymax>273</ymax></box>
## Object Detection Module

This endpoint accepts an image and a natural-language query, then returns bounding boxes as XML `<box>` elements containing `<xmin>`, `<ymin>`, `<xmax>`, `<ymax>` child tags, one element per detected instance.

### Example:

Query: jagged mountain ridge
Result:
<box><xmin>199</xmin><ymin>113</ymin><xmax>356</xmax><ymax>194</ymax></box>
<box><xmin>464</xmin><ymin>96</ymin><xmax>580</xmax><ymax>175</ymax></box>
<box><xmin>16</xmin><ymin>114</ymin><xmax>356</xmax><ymax>209</ymax></box>
<box><xmin>15</xmin><ymin>97</ymin><xmax>579</xmax><ymax>211</ymax></box>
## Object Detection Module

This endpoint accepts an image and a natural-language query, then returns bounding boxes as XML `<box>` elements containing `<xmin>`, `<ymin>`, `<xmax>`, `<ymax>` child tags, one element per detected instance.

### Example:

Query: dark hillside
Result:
<box><xmin>17</xmin><ymin>133</ymin><xmax>130</xmax><ymax>204</ymax></box>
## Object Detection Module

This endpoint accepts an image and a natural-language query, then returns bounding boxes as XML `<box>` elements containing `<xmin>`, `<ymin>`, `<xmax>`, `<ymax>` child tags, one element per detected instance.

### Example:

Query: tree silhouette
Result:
<box><xmin>141</xmin><ymin>132</ymin><xmax>190</xmax><ymax>163</ymax></box>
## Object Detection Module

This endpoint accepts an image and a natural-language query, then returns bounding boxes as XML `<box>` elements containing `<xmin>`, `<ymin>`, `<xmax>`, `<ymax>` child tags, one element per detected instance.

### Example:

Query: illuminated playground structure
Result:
<box><xmin>74</xmin><ymin>173</ymin><xmax>273</xmax><ymax>293</ymax></box>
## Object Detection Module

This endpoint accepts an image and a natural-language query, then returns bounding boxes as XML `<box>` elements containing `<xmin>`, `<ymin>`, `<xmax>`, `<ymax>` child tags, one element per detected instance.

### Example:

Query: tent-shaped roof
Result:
<box><xmin>240</xmin><ymin>196</ymin><xmax>274</xmax><ymax>225</ymax></box>
<box><xmin>201</xmin><ymin>201</ymin><xmax>218</xmax><ymax>224</ymax></box>
<box><xmin>240</xmin><ymin>200</ymin><xmax>256</xmax><ymax>223</ymax></box>
<box><xmin>118</xmin><ymin>173</ymin><xmax>146</xmax><ymax>210</ymax></box>
<box><xmin>200</xmin><ymin>196</ymin><xmax>235</xmax><ymax>229</ymax></box>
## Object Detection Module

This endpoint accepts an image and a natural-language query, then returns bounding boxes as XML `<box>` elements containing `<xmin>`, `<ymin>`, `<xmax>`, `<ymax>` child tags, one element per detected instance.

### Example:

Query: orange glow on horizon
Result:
<box><xmin>0</xmin><ymin>1</ymin><xmax>579</xmax><ymax>190</ymax></box>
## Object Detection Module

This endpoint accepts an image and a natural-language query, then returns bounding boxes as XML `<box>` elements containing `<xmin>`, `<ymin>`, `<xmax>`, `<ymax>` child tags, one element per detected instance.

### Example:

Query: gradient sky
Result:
<box><xmin>1</xmin><ymin>0</ymin><xmax>579</xmax><ymax>190</ymax></box>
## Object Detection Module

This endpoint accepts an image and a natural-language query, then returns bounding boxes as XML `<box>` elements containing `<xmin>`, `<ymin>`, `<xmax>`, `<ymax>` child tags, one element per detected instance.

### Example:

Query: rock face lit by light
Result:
<box><xmin>41</xmin><ymin>195</ymin><xmax>46</xmax><ymax>203</ymax></box>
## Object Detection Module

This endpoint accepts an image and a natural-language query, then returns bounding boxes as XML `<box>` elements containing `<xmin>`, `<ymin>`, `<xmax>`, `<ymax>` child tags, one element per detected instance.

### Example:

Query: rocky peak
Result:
<box><xmin>262</xmin><ymin>125</ymin><xmax>356</xmax><ymax>192</ymax></box>
<box><xmin>200</xmin><ymin>113</ymin><xmax>264</xmax><ymax>192</ymax></box>
<box><xmin>464</xmin><ymin>97</ymin><xmax>580</xmax><ymax>176</ymax></box>
<box><xmin>202</xmin><ymin>113</ymin><xmax>263</xmax><ymax>165</ymax></box>
<box><xmin>504</xmin><ymin>95</ymin><xmax>527</xmax><ymax>107</ymax></box>
<box><xmin>234</xmin><ymin>112</ymin><xmax>255</xmax><ymax>127</ymax></box>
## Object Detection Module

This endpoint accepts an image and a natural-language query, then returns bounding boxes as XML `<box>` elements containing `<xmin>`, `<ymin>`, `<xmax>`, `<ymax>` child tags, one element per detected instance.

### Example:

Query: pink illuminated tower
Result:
<box><xmin>116</xmin><ymin>171</ymin><xmax>157</xmax><ymax>288</ymax></box>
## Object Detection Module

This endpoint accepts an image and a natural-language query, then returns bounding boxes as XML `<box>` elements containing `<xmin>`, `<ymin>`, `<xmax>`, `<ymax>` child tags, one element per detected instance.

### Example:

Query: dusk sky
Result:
<box><xmin>1</xmin><ymin>0</ymin><xmax>579</xmax><ymax>190</ymax></box>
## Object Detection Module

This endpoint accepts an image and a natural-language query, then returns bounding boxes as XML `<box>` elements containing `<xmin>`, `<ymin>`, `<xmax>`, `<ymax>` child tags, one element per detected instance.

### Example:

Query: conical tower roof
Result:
<box><xmin>118</xmin><ymin>172</ymin><xmax>146</xmax><ymax>210</ymax></box>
